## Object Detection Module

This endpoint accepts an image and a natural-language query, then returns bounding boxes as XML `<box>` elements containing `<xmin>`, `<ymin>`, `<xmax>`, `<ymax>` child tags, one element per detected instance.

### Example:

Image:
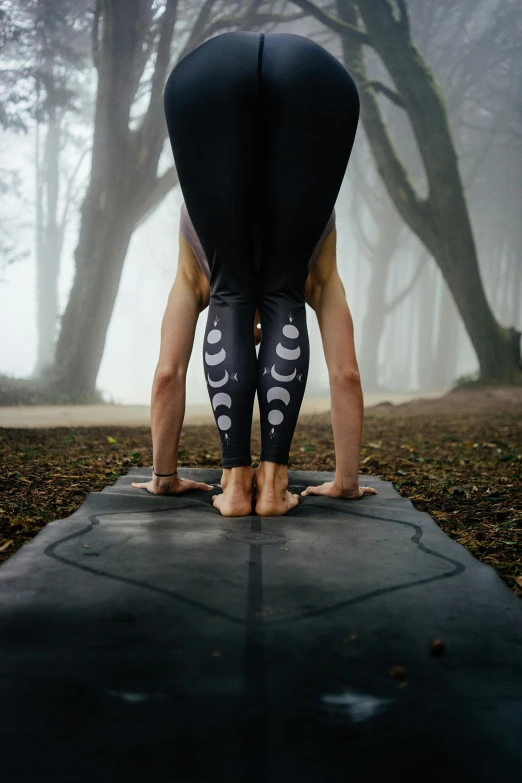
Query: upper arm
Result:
<box><xmin>306</xmin><ymin>225</ymin><xmax>359</xmax><ymax>379</ymax></box>
<box><xmin>156</xmin><ymin>230</ymin><xmax>209</xmax><ymax>376</ymax></box>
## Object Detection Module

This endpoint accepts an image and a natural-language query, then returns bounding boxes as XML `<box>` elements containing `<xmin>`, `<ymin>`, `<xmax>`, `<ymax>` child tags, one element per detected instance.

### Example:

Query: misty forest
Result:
<box><xmin>0</xmin><ymin>0</ymin><xmax>521</xmax><ymax>406</ymax></box>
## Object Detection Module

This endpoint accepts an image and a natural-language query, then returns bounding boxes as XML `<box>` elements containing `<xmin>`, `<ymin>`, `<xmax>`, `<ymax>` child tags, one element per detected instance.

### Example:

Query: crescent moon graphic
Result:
<box><xmin>267</xmin><ymin>387</ymin><xmax>291</xmax><ymax>406</ymax></box>
<box><xmin>271</xmin><ymin>365</ymin><xmax>296</xmax><ymax>382</ymax></box>
<box><xmin>212</xmin><ymin>392</ymin><xmax>232</xmax><ymax>410</ymax></box>
<box><xmin>205</xmin><ymin>347</ymin><xmax>226</xmax><ymax>366</ymax></box>
<box><xmin>276</xmin><ymin>343</ymin><xmax>301</xmax><ymax>361</ymax></box>
<box><xmin>207</xmin><ymin>370</ymin><xmax>229</xmax><ymax>387</ymax></box>
<box><xmin>283</xmin><ymin>324</ymin><xmax>299</xmax><ymax>339</ymax></box>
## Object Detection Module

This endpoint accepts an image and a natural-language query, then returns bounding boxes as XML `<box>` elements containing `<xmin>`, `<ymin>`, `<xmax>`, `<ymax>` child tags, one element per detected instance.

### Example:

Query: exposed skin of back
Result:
<box><xmin>131</xmin><ymin>225</ymin><xmax>377</xmax><ymax>513</ymax></box>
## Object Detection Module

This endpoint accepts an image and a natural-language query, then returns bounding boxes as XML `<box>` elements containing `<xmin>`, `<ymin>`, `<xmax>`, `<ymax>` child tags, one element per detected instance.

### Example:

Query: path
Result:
<box><xmin>1</xmin><ymin>468</ymin><xmax>521</xmax><ymax>781</ymax></box>
<box><xmin>0</xmin><ymin>391</ymin><xmax>445</xmax><ymax>428</ymax></box>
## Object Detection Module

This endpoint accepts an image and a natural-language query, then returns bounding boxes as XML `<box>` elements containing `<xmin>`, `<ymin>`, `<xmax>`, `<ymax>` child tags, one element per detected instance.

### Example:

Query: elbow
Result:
<box><xmin>154</xmin><ymin>365</ymin><xmax>187</xmax><ymax>386</ymax></box>
<box><xmin>329</xmin><ymin>366</ymin><xmax>361</xmax><ymax>387</ymax></box>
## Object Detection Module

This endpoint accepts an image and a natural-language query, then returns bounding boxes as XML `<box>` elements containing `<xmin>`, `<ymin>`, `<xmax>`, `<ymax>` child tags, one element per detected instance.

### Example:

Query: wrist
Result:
<box><xmin>152</xmin><ymin>466</ymin><xmax>178</xmax><ymax>477</ymax></box>
<box><xmin>152</xmin><ymin>467</ymin><xmax>178</xmax><ymax>484</ymax></box>
<box><xmin>153</xmin><ymin>474</ymin><xmax>178</xmax><ymax>490</ymax></box>
<box><xmin>334</xmin><ymin>474</ymin><xmax>359</xmax><ymax>493</ymax></box>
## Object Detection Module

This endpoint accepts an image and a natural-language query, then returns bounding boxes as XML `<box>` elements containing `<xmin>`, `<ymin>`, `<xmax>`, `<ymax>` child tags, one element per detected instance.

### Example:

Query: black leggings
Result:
<box><xmin>164</xmin><ymin>31</ymin><xmax>359</xmax><ymax>468</ymax></box>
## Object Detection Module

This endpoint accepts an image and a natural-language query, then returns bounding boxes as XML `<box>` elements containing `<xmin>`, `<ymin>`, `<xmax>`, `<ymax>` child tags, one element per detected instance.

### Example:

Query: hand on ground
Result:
<box><xmin>301</xmin><ymin>481</ymin><xmax>378</xmax><ymax>500</ymax></box>
<box><xmin>131</xmin><ymin>477</ymin><xmax>214</xmax><ymax>495</ymax></box>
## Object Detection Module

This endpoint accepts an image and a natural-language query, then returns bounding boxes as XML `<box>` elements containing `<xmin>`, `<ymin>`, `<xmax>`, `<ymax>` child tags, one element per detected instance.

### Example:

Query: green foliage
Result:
<box><xmin>452</xmin><ymin>371</ymin><xmax>480</xmax><ymax>389</ymax></box>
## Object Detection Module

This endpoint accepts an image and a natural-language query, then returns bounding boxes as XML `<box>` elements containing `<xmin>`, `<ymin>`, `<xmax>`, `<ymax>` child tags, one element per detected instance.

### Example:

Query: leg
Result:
<box><xmin>164</xmin><ymin>31</ymin><xmax>261</xmax><ymax>468</ymax></box>
<box><xmin>255</xmin><ymin>33</ymin><xmax>360</xmax><ymax>514</ymax></box>
<box><xmin>163</xmin><ymin>32</ymin><xmax>262</xmax><ymax>514</ymax></box>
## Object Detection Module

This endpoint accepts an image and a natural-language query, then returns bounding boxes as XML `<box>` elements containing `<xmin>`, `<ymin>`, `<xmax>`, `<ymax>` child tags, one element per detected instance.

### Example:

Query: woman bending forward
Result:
<box><xmin>132</xmin><ymin>31</ymin><xmax>377</xmax><ymax>515</ymax></box>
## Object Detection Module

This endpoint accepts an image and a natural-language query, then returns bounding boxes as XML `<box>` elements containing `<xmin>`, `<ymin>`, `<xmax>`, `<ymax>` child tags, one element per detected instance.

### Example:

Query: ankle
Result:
<box><xmin>256</xmin><ymin>461</ymin><xmax>288</xmax><ymax>486</ymax></box>
<box><xmin>222</xmin><ymin>466</ymin><xmax>253</xmax><ymax>486</ymax></box>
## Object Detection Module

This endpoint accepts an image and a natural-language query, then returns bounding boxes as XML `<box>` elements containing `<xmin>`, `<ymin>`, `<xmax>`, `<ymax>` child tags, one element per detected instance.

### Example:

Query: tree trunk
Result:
<box><xmin>359</xmin><ymin>254</ymin><xmax>389</xmax><ymax>392</ymax></box>
<box><xmin>359</xmin><ymin>204</ymin><xmax>400</xmax><ymax>391</ymax></box>
<box><xmin>330</xmin><ymin>0</ymin><xmax>521</xmax><ymax>384</ymax></box>
<box><xmin>431</xmin><ymin>276</ymin><xmax>460</xmax><ymax>390</ymax></box>
<box><xmin>52</xmin><ymin>192</ymin><xmax>136</xmax><ymax>395</ymax></box>
<box><xmin>34</xmin><ymin>106</ymin><xmax>62</xmax><ymax>375</ymax></box>
<box><xmin>415</xmin><ymin>259</ymin><xmax>435</xmax><ymax>390</ymax></box>
<box><xmin>512</xmin><ymin>239</ymin><xmax>522</xmax><ymax>328</ymax></box>
<box><xmin>50</xmin><ymin>0</ymin><xmax>179</xmax><ymax>397</ymax></box>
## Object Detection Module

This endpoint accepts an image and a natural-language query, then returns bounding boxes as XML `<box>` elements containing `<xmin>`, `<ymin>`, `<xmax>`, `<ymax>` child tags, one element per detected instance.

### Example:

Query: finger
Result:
<box><xmin>131</xmin><ymin>482</ymin><xmax>148</xmax><ymax>489</ymax></box>
<box><xmin>182</xmin><ymin>482</ymin><xmax>215</xmax><ymax>493</ymax></box>
<box><xmin>362</xmin><ymin>487</ymin><xmax>378</xmax><ymax>495</ymax></box>
<box><xmin>301</xmin><ymin>486</ymin><xmax>318</xmax><ymax>496</ymax></box>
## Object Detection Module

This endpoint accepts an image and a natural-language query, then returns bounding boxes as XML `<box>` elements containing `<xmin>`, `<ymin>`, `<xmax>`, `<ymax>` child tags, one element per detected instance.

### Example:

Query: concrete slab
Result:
<box><xmin>1</xmin><ymin>468</ymin><xmax>521</xmax><ymax>782</ymax></box>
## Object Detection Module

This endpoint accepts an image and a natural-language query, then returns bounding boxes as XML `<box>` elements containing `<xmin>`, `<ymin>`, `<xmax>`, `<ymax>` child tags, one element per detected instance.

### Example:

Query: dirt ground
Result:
<box><xmin>1</xmin><ymin>386</ymin><xmax>521</xmax><ymax>596</ymax></box>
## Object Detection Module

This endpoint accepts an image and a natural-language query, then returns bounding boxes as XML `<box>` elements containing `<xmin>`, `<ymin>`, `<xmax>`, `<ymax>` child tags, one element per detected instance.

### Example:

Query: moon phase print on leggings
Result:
<box><xmin>257</xmin><ymin>299</ymin><xmax>310</xmax><ymax>465</ymax></box>
<box><xmin>203</xmin><ymin>297</ymin><xmax>258</xmax><ymax>468</ymax></box>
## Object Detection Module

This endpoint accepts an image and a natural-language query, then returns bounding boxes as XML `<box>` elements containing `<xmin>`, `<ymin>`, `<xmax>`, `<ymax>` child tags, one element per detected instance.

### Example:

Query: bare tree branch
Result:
<box><xmin>290</xmin><ymin>0</ymin><xmax>370</xmax><ymax>43</ymax></box>
<box><xmin>91</xmin><ymin>0</ymin><xmax>102</xmax><ymax>71</ymax></box>
<box><xmin>135</xmin><ymin>166</ymin><xmax>179</xmax><ymax>227</ymax></box>
<box><xmin>395</xmin><ymin>0</ymin><xmax>411</xmax><ymax>35</ymax></box>
<box><xmin>361</xmin><ymin>79</ymin><xmax>404</xmax><ymax>108</ymax></box>
<box><xmin>139</xmin><ymin>0</ymin><xmax>178</xmax><ymax>146</ymax></box>
<box><xmin>203</xmin><ymin>10</ymin><xmax>308</xmax><ymax>38</ymax></box>
<box><xmin>180</xmin><ymin>0</ymin><xmax>222</xmax><ymax>58</ymax></box>
<box><xmin>58</xmin><ymin>145</ymin><xmax>91</xmax><ymax>232</ymax></box>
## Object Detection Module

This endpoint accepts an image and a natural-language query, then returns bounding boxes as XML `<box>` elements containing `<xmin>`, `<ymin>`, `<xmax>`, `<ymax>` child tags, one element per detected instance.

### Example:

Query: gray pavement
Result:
<box><xmin>1</xmin><ymin>467</ymin><xmax>521</xmax><ymax>781</ymax></box>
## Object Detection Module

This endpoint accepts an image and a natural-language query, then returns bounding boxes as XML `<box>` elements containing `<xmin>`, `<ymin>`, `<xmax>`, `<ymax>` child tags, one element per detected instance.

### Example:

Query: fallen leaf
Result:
<box><xmin>430</xmin><ymin>639</ymin><xmax>445</xmax><ymax>657</ymax></box>
<box><xmin>513</xmin><ymin>576</ymin><xmax>522</xmax><ymax>588</ymax></box>
<box><xmin>389</xmin><ymin>665</ymin><xmax>406</xmax><ymax>680</ymax></box>
<box><xmin>0</xmin><ymin>540</ymin><xmax>14</xmax><ymax>552</ymax></box>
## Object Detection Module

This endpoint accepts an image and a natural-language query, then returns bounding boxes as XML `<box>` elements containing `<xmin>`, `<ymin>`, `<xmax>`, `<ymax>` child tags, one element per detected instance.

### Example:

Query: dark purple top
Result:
<box><xmin>179</xmin><ymin>202</ymin><xmax>336</xmax><ymax>282</ymax></box>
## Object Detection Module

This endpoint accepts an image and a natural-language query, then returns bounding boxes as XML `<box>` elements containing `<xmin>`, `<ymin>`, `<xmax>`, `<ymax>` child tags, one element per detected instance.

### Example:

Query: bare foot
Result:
<box><xmin>254</xmin><ymin>461</ymin><xmax>299</xmax><ymax>517</ymax></box>
<box><xmin>212</xmin><ymin>466</ymin><xmax>254</xmax><ymax>517</ymax></box>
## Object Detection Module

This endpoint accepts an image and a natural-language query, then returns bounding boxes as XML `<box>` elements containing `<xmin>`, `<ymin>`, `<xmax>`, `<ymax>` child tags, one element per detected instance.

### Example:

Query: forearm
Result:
<box><xmin>329</xmin><ymin>372</ymin><xmax>364</xmax><ymax>491</ymax></box>
<box><xmin>150</xmin><ymin>368</ymin><xmax>186</xmax><ymax>475</ymax></box>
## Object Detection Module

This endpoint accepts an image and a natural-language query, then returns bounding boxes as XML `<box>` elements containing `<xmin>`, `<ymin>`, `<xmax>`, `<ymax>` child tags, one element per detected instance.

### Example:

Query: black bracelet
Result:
<box><xmin>153</xmin><ymin>468</ymin><xmax>178</xmax><ymax>477</ymax></box>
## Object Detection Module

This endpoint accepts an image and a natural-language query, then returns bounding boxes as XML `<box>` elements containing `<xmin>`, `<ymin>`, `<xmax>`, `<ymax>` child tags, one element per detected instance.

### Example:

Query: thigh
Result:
<box><xmin>259</xmin><ymin>33</ymin><xmax>360</xmax><ymax>296</ymax></box>
<box><xmin>164</xmin><ymin>31</ymin><xmax>262</xmax><ymax>297</ymax></box>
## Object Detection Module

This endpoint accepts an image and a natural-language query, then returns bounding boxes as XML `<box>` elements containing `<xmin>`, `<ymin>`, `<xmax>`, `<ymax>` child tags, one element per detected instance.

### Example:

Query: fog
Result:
<box><xmin>1</xmin><ymin>0</ymin><xmax>520</xmax><ymax>405</ymax></box>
